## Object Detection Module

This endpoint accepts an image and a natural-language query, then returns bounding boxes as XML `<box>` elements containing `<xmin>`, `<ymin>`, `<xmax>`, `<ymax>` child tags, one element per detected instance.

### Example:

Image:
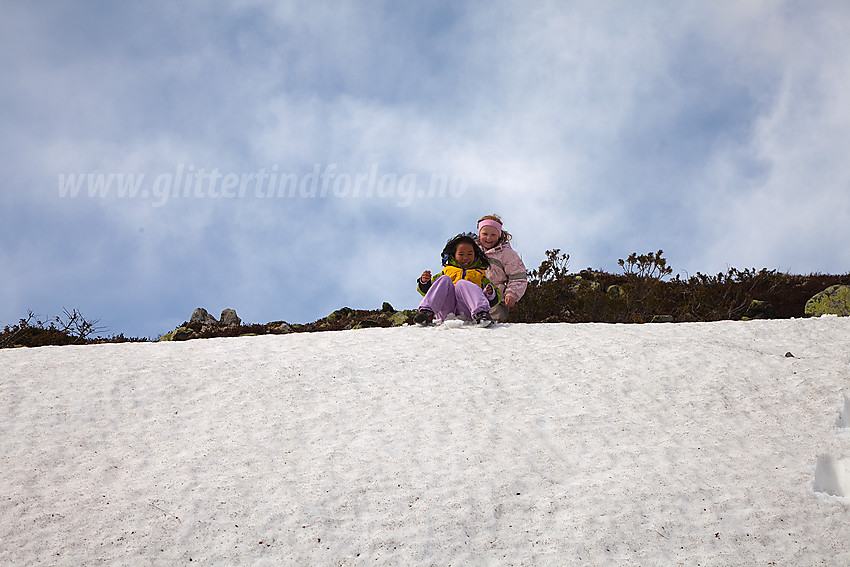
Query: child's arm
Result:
<box><xmin>482</xmin><ymin>277</ymin><xmax>502</xmax><ymax>307</ymax></box>
<box><xmin>503</xmin><ymin>250</ymin><xmax>528</xmax><ymax>306</ymax></box>
<box><xmin>417</xmin><ymin>270</ymin><xmax>433</xmax><ymax>296</ymax></box>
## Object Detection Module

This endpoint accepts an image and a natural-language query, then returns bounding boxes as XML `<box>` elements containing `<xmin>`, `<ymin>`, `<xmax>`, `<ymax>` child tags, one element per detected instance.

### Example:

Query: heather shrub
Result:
<box><xmin>1</xmin><ymin>309</ymin><xmax>144</xmax><ymax>348</ymax></box>
<box><xmin>618</xmin><ymin>250</ymin><xmax>674</xmax><ymax>323</ymax></box>
<box><xmin>508</xmin><ymin>249</ymin><xmax>574</xmax><ymax>322</ymax></box>
<box><xmin>511</xmin><ymin>250</ymin><xmax>850</xmax><ymax>324</ymax></box>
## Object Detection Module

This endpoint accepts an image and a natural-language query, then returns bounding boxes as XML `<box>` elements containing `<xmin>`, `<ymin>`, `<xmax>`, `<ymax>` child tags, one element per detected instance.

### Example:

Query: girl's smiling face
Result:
<box><xmin>478</xmin><ymin>226</ymin><xmax>500</xmax><ymax>250</ymax></box>
<box><xmin>454</xmin><ymin>242</ymin><xmax>476</xmax><ymax>268</ymax></box>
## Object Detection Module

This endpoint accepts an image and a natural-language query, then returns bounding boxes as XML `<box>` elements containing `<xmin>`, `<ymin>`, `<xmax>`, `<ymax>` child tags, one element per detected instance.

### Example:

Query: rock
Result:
<box><xmin>328</xmin><ymin>307</ymin><xmax>354</xmax><ymax>320</ymax></box>
<box><xmin>219</xmin><ymin>308</ymin><xmax>241</xmax><ymax>326</ymax></box>
<box><xmin>606</xmin><ymin>285</ymin><xmax>625</xmax><ymax>298</ymax></box>
<box><xmin>171</xmin><ymin>326</ymin><xmax>194</xmax><ymax>341</ymax></box>
<box><xmin>381</xmin><ymin>302</ymin><xmax>395</xmax><ymax>313</ymax></box>
<box><xmin>274</xmin><ymin>322</ymin><xmax>292</xmax><ymax>333</ymax></box>
<box><xmin>190</xmin><ymin>307</ymin><xmax>218</xmax><ymax>326</ymax></box>
<box><xmin>388</xmin><ymin>312</ymin><xmax>409</xmax><ymax>326</ymax></box>
<box><xmin>571</xmin><ymin>278</ymin><xmax>601</xmax><ymax>294</ymax></box>
<box><xmin>805</xmin><ymin>285</ymin><xmax>850</xmax><ymax>317</ymax></box>
<box><xmin>785</xmin><ymin>351</ymin><xmax>795</xmax><ymax>358</ymax></box>
<box><xmin>650</xmin><ymin>315</ymin><xmax>674</xmax><ymax>323</ymax></box>
<box><xmin>742</xmin><ymin>299</ymin><xmax>775</xmax><ymax>320</ymax></box>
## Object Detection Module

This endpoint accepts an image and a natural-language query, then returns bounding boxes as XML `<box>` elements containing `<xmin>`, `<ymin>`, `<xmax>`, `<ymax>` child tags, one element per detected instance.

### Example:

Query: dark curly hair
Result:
<box><xmin>441</xmin><ymin>233</ymin><xmax>490</xmax><ymax>267</ymax></box>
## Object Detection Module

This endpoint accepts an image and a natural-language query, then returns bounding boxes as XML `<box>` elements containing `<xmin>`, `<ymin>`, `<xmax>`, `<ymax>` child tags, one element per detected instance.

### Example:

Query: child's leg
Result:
<box><xmin>453</xmin><ymin>279</ymin><xmax>490</xmax><ymax>319</ymax></box>
<box><xmin>418</xmin><ymin>275</ymin><xmax>457</xmax><ymax>320</ymax></box>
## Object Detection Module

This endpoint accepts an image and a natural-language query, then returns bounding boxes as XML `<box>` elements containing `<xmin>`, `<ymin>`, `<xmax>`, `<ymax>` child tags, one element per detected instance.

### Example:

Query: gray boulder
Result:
<box><xmin>190</xmin><ymin>307</ymin><xmax>218</xmax><ymax>325</ymax></box>
<box><xmin>220</xmin><ymin>308</ymin><xmax>241</xmax><ymax>326</ymax></box>
<box><xmin>805</xmin><ymin>285</ymin><xmax>850</xmax><ymax>317</ymax></box>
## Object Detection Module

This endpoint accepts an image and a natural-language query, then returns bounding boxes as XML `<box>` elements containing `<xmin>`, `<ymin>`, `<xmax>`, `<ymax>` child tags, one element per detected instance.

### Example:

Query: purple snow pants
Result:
<box><xmin>419</xmin><ymin>275</ymin><xmax>490</xmax><ymax>321</ymax></box>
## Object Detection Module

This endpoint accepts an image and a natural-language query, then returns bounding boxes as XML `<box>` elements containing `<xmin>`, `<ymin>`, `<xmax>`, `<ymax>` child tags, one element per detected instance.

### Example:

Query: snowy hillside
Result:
<box><xmin>3</xmin><ymin>318</ymin><xmax>850</xmax><ymax>565</ymax></box>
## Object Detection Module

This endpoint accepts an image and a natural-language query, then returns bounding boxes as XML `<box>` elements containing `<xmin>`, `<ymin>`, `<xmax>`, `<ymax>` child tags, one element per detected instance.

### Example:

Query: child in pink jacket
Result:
<box><xmin>475</xmin><ymin>214</ymin><xmax>528</xmax><ymax>322</ymax></box>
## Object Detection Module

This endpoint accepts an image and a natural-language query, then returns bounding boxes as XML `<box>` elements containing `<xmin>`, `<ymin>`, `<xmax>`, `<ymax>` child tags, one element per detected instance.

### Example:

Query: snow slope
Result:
<box><xmin>2</xmin><ymin>318</ymin><xmax>850</xmax><ymax>566</ymax></box>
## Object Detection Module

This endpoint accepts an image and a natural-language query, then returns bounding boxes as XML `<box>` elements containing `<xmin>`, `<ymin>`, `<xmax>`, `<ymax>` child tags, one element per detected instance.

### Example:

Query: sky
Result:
<box><xmin>3</xmin><ymin>0</ymin><xmax>850</xmax><ymax>338</ymax></box>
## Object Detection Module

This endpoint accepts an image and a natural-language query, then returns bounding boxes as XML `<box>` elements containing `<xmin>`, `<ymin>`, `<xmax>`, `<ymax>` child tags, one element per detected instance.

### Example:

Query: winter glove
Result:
<box><xmin>417</xmin><ymin>271</ymin><xmax>433</xmax><ymax>295</ymax></box>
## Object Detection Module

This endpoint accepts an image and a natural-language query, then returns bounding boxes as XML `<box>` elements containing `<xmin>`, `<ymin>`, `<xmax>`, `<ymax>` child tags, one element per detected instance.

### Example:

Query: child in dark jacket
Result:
<box><xmin>415</xmin><ymin>233</ymin><xmax>502</xmax><ymax>326</ymax></box>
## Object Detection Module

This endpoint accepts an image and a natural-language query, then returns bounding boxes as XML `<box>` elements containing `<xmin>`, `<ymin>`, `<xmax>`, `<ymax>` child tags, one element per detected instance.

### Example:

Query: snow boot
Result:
<box><xmin>474</xmin><ymin>311</ymin><xmax>493</xmax><ymax>327</ymax></box>
<box><xmin>414</xmin><ymin>309</ymin><xmax>435</xmax><ymax>326</ymax></box>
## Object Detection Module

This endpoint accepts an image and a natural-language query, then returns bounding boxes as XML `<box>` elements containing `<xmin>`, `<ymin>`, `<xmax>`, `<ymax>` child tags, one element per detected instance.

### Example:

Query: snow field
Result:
<box><xmin>2</xmin><ymin>317</ymin><xmax>850</xmax><ymax>565</ymax></box>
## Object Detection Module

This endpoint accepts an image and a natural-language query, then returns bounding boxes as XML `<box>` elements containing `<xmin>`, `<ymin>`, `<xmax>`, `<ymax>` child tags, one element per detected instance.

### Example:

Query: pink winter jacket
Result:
<box><xmin>481</xmin><ymin>241</ymin><xmax>528</xmax><ymax>304</ymax></box>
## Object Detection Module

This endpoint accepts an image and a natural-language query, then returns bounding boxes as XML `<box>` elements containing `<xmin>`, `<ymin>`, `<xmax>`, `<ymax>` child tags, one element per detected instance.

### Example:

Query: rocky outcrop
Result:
<box><xmin>159</xmin><ymin>304</ymin><xmax>416</xmax><ymax>342</ymax></box>
<box><xmin>190</xmin><ymin>307</ymin><xmax>218</xmax><ymax>326</ymax></box>
<box><xmin>805</xmin><ymin>285</ymin><xmax>850</xmax><ymax>317</ymax></box>
<box><xmin>161</xmin><ymin>307</ymin><xmax>242</xmax><ymax>341</ymax></box>
<box><xmin>219</xmin><ymin>308</ymin><xmax>241</xmax><ymax>326</ymax></box>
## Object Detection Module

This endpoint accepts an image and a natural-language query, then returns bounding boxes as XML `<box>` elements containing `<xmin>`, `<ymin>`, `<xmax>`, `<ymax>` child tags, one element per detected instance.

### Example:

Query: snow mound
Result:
<box><xmin>815</xmin><ymin>455</ymin><xmax>850</xmax><ymax>497</ymax></box>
